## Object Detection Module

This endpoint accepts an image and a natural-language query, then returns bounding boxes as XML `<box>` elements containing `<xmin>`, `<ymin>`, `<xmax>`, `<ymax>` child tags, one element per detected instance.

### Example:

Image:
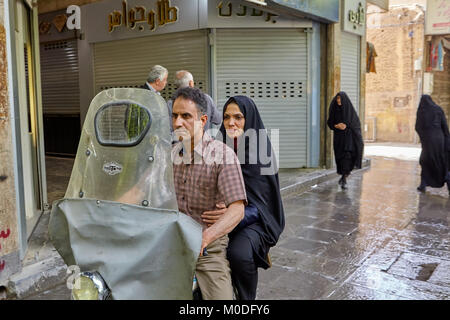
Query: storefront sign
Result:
<box><xmin>425</xmin><ymin>0</ymin><xmax>450</xmax><ymax>35</ymax></box>
<box><xmin>267</xmin><ymin>0</ymin><xmax>339</xmax><ymax>23</ymax></box>
<box><xmin>342</xmin><ymin>0</ymin><xmax>366</xmax><ymax>36</ymax></box>
<box><xmin>204</xmin><ymin>0</ymin><xmax>312</xmax><ymax>28</ymax></box>
<box><xmin>108</xmin><ymin>0</ymin><xmax>178</xmax><ymax>33</ymax></box>
<box><xmin>84</xmin><ymin>0</ymin><xmax>197</xmax><ymax>43</ymax></box>
<box><xmin>39</xmin><ymin>9</ymin><xmax>79</xmax><ymax>42</ymax></box>
<box><xmin>216</xmin><ymin>1</ymin><xmax>278</xmax><ymax>23</ymax></box>
<box><xmin>84</xmin><ymin>0</ymin><xmax>311</xmax><ymax>43</ymax></box>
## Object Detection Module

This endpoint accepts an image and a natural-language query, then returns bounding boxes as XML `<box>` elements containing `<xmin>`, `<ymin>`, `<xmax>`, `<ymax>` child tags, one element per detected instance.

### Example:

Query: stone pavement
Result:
<box><xmin>256</xmin><ymin>156</ymin><xmax>450</xmax><ymax>300</ymax></box>
<box><xmin>7</xmin><ymin>149</ymin><xmax>450</xmax><ymax>300</ymax></box>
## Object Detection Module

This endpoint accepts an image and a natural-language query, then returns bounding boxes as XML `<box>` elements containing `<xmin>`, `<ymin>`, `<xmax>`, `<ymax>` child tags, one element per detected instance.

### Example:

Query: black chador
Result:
<box><xmin>218</xmin><ymin>96</ymin><xmax>285</xmax><ymax>300</ymax></box>
<box><xmin>415</xmin><ymin>95</ymin><xmax>450</xmax><ymax>194</ymax></box>
<box><xmin>327</xmin><ymin>92</ymin><xmax>364</xmax><ymax>189</ymax></box>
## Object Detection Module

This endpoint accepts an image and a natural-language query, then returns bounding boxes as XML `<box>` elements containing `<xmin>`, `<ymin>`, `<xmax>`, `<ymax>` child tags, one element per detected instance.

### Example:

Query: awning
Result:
<box><xmin>243</xmin><ymin>0</ymin><xmax>339</xmax><ymax>23</ymax></box>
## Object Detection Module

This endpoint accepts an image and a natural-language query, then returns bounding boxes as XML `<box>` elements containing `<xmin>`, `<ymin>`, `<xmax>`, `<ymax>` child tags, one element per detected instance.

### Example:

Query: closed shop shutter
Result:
<box><xmin>341</xmin><ymin>32</ymin><xmax>360</xmax><ymax>114</ymax></box>
<box><xmin>215</xmin><ymin>29</ymin><xmax>308</xmax><ymax>168</ymax></box>
<box><xmin>93</xmin><ymin>30</ymin><xmax>209</xmax><ymax>101</ymax></box>
<box><xmin>40</xmin><ymin>39</ymin><xmax>80</xmax><ymax>114</ymax></box>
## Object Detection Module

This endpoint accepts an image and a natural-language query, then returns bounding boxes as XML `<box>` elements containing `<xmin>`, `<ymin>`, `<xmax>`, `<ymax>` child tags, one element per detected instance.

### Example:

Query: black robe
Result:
<box><xmin>415</xmin><ymin>95</ymin><xmax>450</xmax><ymax>188</ymax></box>
<box><xmin>218</xmin><ymin>96</ymin><xmax>285</xmax><ymax>269</ymax></box>
<box><xmin>327</xmin><ymin>92</ymin><xmax>364</xmax><ymax>175</ymax></box>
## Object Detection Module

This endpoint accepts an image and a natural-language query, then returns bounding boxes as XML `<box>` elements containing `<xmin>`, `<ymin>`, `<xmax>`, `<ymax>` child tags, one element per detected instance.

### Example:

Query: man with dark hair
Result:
<box><xmin>171</xmin><ymin>87</ymin><xmax>247</xmax><ymax>300</ymax></box>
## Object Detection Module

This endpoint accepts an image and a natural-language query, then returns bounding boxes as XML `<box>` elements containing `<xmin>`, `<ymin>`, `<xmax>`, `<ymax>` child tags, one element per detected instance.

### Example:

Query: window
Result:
<box><xmin>95</xmin><ymin>102</ymin><xmax>151</xmax><ymax>147</ymax></box>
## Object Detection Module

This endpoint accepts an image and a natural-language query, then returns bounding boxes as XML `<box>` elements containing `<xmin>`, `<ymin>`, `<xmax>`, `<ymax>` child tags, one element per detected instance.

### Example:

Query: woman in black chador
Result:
<box><xmin>201</xmin><ymin>96</ymin><xmax>285</xmax><ymax>300</ymax></box>
<box><xmin>327</xmin><ymin>92</ymin><xmax>364</xmax><ymax>189</ymax></box>
<box><xmin>415</xmin><ymin>95</ymin><xmax>450</xmax><ymax>194</ymax></box>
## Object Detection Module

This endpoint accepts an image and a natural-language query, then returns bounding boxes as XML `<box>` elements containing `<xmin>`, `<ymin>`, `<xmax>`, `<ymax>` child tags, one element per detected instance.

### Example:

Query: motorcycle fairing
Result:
<box><xmin>49</xmin><ymin>88</ymin><xmax>202</xmax><ymax>299</ymax></box>
<box><xmin>50</xmin><ymin>198</ymin><xmax>201</xmax><ymax>300</ymax></box>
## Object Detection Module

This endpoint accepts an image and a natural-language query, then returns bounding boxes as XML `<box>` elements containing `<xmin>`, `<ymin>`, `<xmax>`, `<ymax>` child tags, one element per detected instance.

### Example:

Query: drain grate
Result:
<box><xmin>415</xmin><ymin>263</ymin><xmax>438</xmax><ymax>281</ymax></box>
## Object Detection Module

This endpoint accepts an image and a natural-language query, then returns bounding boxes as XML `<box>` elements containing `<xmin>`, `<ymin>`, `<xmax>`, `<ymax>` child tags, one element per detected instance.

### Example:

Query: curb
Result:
<box><xmin>5</xmin><ymin>255</ymin><xmax>68</xmax><ymax>299</ymax></box>
<box><xmin>280</xmin><ymin>158</ymin><xmax>371</xmax><ymax>197</ymax></box>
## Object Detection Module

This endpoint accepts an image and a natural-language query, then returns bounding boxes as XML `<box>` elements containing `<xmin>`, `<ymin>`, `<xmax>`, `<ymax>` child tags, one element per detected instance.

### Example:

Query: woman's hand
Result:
<box><xmin>201</xmin><ymin>202</ymin><xmax>226</xmax><ymax>227</ymax></box>
<box><xmin>334</xmin><ymin>123</ymin><xmax>347</xmax><ymax>130</ymax></box>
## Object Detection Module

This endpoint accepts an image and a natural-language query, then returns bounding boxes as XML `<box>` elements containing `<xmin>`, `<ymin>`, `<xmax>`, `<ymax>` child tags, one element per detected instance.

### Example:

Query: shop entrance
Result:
<box><xmin>14</xmin><ymin>0</ymin><xmax>47</xmax><ymax>240</ymax></box>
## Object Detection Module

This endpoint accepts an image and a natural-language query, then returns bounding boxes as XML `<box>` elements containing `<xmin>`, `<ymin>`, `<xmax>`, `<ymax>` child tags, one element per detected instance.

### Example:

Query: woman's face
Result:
<box><xmin>337</xmin><ymin>95</ymin><xmax>342</xmax><ymax>106</ymax></box>
<box><xmin>223</xmin><ymin>102</ymin><xmax>245</xmax><ymax>138</ymax></box>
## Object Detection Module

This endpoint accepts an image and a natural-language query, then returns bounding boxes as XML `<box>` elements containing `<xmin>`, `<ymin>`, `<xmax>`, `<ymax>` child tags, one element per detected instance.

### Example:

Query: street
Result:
<box><xmin>23</xmin><ymin>154</ymin><xmax>450</xmax><ymax>300</ymax></box>
<box><xmin>257</xmin><ymin>156</ymin><xmax>450</xmax><ymax>299</ymax></box>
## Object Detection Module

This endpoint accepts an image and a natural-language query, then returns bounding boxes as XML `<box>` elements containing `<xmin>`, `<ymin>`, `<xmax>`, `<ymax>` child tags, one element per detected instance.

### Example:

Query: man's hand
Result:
<box><xmin>201</xmin><ymin>202</ymin><xmax>226</xmax><ymax>227</ymax></box>
<box><xmin>198</xmin><ymin>200</ymin><xmax>244</xmax><ymax>257</ymax></box>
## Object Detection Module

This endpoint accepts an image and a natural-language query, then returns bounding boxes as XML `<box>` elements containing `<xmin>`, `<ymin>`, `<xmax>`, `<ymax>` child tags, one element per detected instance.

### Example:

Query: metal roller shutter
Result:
<box><xmin>93</xmin><ymin>30</ymin><xmax>209</xmax><ymax>101</ymax></box>
<box><xmin>341</xmin><ymin>32</ymin><xmax>360</xmax><ymax>114</ymax></box>
<box><xmin>215</xmin><ymin>29</ymin><xmax>308</xmax><ymax>168</ymax></box>
<box><xmin>40</xmin><ymin>39</ymin><xmax>80</xmax><ymax>114</ymax></box>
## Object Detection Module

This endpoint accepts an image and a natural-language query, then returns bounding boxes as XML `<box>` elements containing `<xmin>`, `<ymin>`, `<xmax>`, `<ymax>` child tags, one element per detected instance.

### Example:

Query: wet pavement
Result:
<box><xmin>21</xmin><ymin>155</ymin><xmax>450</xmax><ymax>300</ymax></box>
<box><xmin>257</xmin><ymin>156</ymin><xmax>450</xmax><ymax>300</ymax></box>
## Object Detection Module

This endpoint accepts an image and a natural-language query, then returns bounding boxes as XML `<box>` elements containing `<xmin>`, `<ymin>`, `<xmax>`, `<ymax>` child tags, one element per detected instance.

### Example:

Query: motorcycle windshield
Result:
<box><xmin>64</xmin><ymin>88</ymin><xmax>177</xmax><ymax>210</ymax></box>
<box><xmin>49</xmin><ymin>88</ymin><xmax>202</xmax><ymax>299</ymax></box>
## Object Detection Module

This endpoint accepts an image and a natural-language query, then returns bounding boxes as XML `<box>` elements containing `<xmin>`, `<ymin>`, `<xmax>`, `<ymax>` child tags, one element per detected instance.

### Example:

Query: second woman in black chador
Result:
<box><xmin>327</xmin><ymin>92</ymin><xmax>364</xmax><ymax>189</ymax></box>
<box><xmin>201</xmin><ymin>96</ymin><xmax>285</xmax><ymax>300</ymax></box>
<box><xmin>415</xmin><ymin>95</ymin><xmax>450</xmax><ymax>194</ymax></box>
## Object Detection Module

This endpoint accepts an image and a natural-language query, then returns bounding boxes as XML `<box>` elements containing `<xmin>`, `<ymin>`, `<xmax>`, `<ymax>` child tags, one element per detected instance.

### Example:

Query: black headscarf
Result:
<box><xmin>218</xmin><ymin>96</ymin><xmax>285</xmax><ymax>253</ymax></box>
<box><xmin>416</xmin><ymin>95</ymin><xmax>441</xmax><ymax>132</ymax></box>
<box><xmin>415</xmin><ymin>94</ymin><xmax>450</xmax><ymax>187</ymax></box>
<box><xmin>327</xmin><ymin>92</ymin><xmax>364</xmax><ymax>169</ymax></box>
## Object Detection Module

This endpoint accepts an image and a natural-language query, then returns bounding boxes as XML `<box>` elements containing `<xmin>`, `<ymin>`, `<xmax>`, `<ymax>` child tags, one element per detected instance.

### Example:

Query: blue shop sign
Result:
<box><xmin>264</xmin><ymin>0</ymin><xmax>339</xmax><ymax>23</ymax></box>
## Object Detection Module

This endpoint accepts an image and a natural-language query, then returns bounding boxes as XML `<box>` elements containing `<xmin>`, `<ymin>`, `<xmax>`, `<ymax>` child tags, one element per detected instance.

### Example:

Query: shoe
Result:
<box><xmin>341</xmin><ymin>176</ymin><xmax>347</xmax><ymax>189</ymax></box>
<box><xmin>338</xmin><ymin>176</ymin><xmax>344</xmax><ymax>186</ymax></box>
<box><xmin>417</xmin><ymin>185</ymin><xmax>426</xmax><ymax>193</ymax></box>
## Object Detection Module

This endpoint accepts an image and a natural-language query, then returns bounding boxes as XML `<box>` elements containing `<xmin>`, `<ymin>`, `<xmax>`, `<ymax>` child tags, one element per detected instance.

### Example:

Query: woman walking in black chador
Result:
<box><xmin>327</xmin><ymin>92</ymin><xmax>364</xmax><ymax>189</ymax></box>
<box><xmin>415</xmin><ymin>94</ymin><xmax>450</xmax><ymax>195</ymax></box>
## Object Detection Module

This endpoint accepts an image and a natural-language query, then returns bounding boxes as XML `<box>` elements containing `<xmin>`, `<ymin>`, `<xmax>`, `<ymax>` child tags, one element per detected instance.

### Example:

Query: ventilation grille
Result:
<box><xmin>43</xmin><ymin>41</ymin><xmax>69</xmax><ymax>51</ymax></box>
<box><xmin>98</xmin><ymin>81</ymin><xmax>206</xmax><ymax>101</ymax></box>
<box><xmin>223</xmin><ymin>81</ymin><xmax>303</xmax><ymax>100</ymax></box>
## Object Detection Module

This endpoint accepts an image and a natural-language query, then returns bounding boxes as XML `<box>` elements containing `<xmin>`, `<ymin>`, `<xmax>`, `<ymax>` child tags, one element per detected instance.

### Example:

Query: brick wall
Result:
<box><xmin>365</xmin><ymin>6</ymin><xmax>425</xmax><ymax>143</ymax></box>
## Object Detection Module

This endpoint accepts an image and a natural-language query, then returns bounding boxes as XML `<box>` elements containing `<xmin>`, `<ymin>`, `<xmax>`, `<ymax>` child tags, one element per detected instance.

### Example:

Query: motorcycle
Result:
<box><xmin>48</xmin><ymin>88</ymin><xmax>203</xmax><ymax>300</ymax></box>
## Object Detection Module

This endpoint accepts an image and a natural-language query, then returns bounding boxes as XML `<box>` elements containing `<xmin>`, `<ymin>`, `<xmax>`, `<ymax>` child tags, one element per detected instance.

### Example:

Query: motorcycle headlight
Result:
<box><xmin>72</xmin><ymin>271</ymin><xmax>111</xmax><ymax>300</ymax></box>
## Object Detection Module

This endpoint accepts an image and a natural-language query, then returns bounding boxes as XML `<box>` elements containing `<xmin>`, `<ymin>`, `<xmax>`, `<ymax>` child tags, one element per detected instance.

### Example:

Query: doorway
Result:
<box><xmin>14</xmin><ymin>0</ymin><xmax>47</xmax><ymax>240</ymax></box>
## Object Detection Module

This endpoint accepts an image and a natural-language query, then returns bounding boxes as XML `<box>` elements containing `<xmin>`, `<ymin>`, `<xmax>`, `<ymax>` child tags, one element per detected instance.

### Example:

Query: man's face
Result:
<box><xmin>172</xmin><ymin>97</ymin><xmax>206</xmax><ymax>143</ymax></box>
<box><xmin>155</xmin><ymin>72</ymin><xmax>168</xmax><ymax>92</ymax></box>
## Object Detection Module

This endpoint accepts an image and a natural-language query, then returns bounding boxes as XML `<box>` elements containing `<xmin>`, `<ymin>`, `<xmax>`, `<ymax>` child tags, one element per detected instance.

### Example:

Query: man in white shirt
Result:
<box><xmin>167</xmin><ymin>70</ymin><xmax>222</xmax><ymax>132</ymax></box>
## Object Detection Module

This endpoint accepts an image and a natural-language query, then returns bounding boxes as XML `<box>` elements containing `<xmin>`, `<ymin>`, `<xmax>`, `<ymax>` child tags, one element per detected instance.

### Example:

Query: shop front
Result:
<box><xmin>341</xmin><ymin>0</ymin><xmax>366</xmax><ymax>115</ymax></box>
<box><xmin>79</xmin><ymin>0</ymin><xmax>340</xmax><ymax>168</ymax></box>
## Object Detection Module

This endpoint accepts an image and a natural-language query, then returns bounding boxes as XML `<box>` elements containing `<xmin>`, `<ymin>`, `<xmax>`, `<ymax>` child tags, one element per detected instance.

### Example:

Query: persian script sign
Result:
<box><xmin>342</xmin><ymin>0</ymin><xmax>366</xmax><ymax>36</ymax></box>
<box><xmin>426</xmin><ymin>0</ymin><xmax>450</xmax><ymax>35</ymax></box>
<box><xmin>108</xmin><ymin>0</ymin><xmax>178</xmax><ymax>33</ymax></box>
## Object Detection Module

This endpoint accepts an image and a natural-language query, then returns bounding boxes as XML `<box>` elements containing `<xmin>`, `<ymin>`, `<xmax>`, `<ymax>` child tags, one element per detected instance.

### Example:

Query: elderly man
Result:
<box><xmin>142</xmin><ymin>65</ymin><xmax>168</xmax><ymax>95</ymax></box>
<box><xmin>167</xmin><ymin>70</ymin><xmax>222</xmax><ymax>132</ymax></box>
<box><xmin>171</xmin><ymin>86</ymin><xmax>246</xmax><ymax>300</ymax></box>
